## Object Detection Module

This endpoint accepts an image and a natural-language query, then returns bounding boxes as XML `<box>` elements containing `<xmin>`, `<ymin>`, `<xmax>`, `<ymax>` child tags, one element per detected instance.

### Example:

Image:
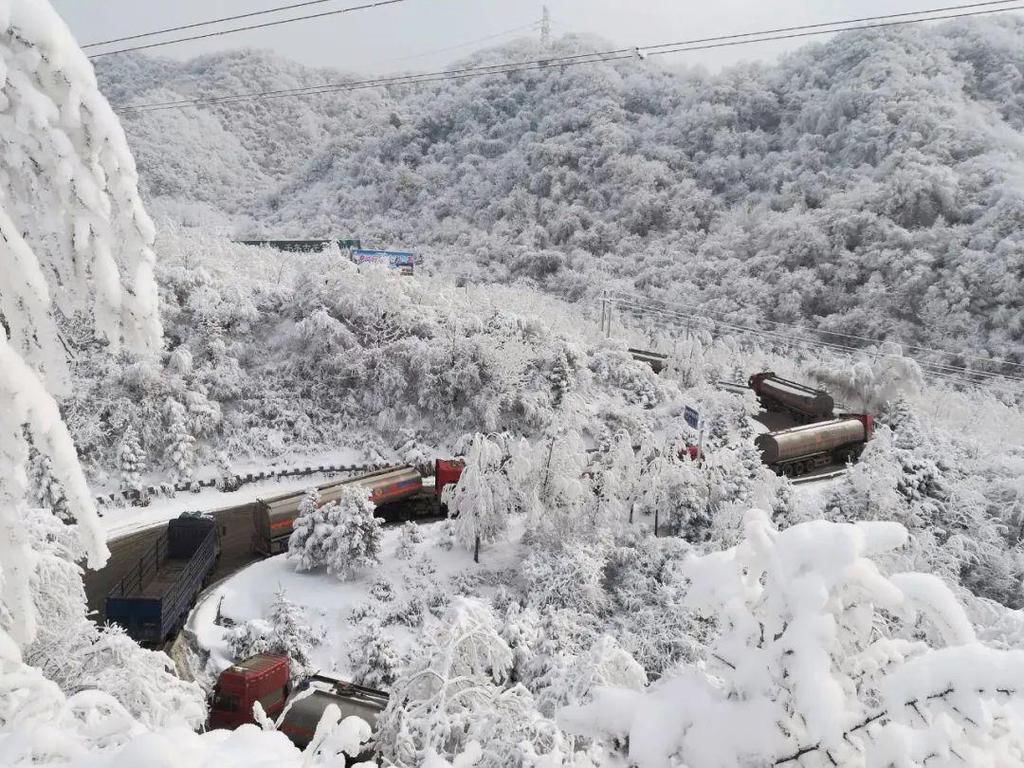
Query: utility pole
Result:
<box><xmin>541</xmin><ymin>5</ymin><xmax>551</xmax><ymax>48</ymax></box>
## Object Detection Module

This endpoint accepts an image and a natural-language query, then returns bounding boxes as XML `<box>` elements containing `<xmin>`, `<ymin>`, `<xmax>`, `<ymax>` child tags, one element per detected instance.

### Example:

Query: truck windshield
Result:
<box><xmin>212</xmin><ymin>691</ymin><xmax>240</xmax><ymax>712</ymax></box>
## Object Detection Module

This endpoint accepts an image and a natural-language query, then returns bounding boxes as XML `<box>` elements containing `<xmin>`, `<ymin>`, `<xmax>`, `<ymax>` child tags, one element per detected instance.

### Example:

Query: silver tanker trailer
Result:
<box><xmin>748</xmin><ymin>371</ymin><xmax>835</xmax><ymax>422</ymax></box>
<box><xmin>755</xmin><ymin>414</ymin><xmax>874</xmax><ymax>477</ymax></box>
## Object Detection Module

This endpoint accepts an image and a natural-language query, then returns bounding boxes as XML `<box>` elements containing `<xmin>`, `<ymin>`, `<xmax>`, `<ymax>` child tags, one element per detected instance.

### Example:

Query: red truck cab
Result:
<box><xmin>434</xmin><ymin>458</ymin><xmax>465</xmax><ymax>499</ymax></box>
<box><xmin>209</xmin><ymin>654</ymin><xmax>291</xmax><ymax>730</ymax></box>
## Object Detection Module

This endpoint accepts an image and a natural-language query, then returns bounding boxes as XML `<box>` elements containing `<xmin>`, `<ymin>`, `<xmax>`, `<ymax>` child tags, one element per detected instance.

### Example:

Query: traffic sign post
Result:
<box><xmin>684</xmin><ymin>406</ymin><xmax>703</xmax><ymax>463</ymax></box>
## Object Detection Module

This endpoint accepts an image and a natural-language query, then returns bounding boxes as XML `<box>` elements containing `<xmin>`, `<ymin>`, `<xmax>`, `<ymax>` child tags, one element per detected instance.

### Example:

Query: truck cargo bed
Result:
<box><xmin>139</xmin><ymin>560</ymin><xmax>190</xmax><ymax>598</ymax></box>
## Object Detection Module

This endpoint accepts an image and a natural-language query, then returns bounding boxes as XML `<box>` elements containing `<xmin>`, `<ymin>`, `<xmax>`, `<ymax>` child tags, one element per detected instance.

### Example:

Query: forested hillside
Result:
<box><xmin>98</xmin><ymin>16</ymin><xmax>1024</xmax><ymax>364</ymax></box>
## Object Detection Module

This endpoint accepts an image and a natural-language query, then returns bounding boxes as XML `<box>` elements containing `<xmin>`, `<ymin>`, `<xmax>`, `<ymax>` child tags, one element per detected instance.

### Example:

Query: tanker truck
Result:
<box><xmin>755</xmin><ymin>414</ymin><xmax>873</xmax><ymax>477</ymax></box>
<box><xmin>208</xmin><ymin>654</ymin><xmax>388</xmax><ymax>751</ymax></box>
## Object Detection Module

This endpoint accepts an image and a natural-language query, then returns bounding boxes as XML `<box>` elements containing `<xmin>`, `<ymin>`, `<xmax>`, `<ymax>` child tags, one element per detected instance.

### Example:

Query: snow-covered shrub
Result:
<box><xmin>228</xmin><ymin>588</ymin><xmax>321</xmax><ymax>679</ymax></box>
<box><xmin>560</xmin><ymin>509</ymin><xmax>1024</xmax><ymax>767</ymax></box>
<box><xmin>348</xmin><ymin>615</ymin><xmax>401</xmax><ymax>689</ymax></box>
<box><xmin>226</xmin><ymin>618</ymin><xmax>274</xmax><ymax>662</ymax></box>
<box><xmin>396</xmin><ymin>521</ymin><xmax>422</xmax><ymax>559</ymax></box>
<box><xmin>377</xmin><ymin>598</ymin><xmax>515</xmax><ymax>764</ymax></box>
<box><xmin>521</xmin><ymin>546</ymin><xmax>607</xmax><ymax>615</ymax></box>
<box><xmin>369</xmin><ymin>578</ymin><xmax>395</xmax><ymax>603</ymax></box>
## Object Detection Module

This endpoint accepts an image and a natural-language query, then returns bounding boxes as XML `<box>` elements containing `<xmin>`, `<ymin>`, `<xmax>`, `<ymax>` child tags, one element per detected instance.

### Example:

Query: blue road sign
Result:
<box><xmin>684</xmin><ymin>406</ymin><xmax>700</xmax><ymax>429</ymax></box>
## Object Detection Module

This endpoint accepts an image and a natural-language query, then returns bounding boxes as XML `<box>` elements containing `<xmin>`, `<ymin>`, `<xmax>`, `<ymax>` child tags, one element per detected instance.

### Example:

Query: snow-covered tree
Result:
<box><xmin>377</xmin><ymin>597</ymin><xmax>514</xmax><ymax>764</ymax></box>
<box><xmin>117</xmin><ymin>424</ymin><xmax>146</xmax><ymax>495</ymax></box>
<box><xmin>329</xmin><ymin>488</ymin><xmax>384</xmax><ymax>580</ymax></box>
<box><xmin>164</xmin><ymin>400</ymin><xmax>195</xmax><ymax>483</ymax></box>
<box><xmin>27</xmin><ymin>449</ymin><xmax>71</xmax><ymax>523</ymax></box>
<box><xmin>229</xmin><ymin>587</ymin><xmax>321</xmax><ymax>679</ymax></box>
<box><xmin>288</xmin><ymin>488</ymin><xmax>323</xmax><ymax>571</ymax></box>
<box><xmin>446</xmin><ymin>434</ymin><xmax>515</xmax><ymax>563</ymax></box>
<box><xmin>289</xmin><ymin>486</ymin><xmax>382</xmax><ymax>579</ymax></box>
<box><xmin>560</xmin><ymin>509</ymin><xmax>1024</xmax><ymax>766</ymax></box>
<box><xmin>348</xmin><ymin>614</ymin><xmax>401</xmax><ymax>689</ymax></box>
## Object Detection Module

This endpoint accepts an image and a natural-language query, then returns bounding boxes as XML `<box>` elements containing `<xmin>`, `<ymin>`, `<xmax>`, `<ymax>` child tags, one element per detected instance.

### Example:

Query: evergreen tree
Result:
<box><xmin>164</xmin><ymin>400</ymin><xmax>195</xmax><ymax>484</ymax></box>
<box><xmin>288</xmin><ymin>488</ymin><xmax>322</xmax><ymax>571</ymax></box>
<box><xmin>28</xmin><ymin>447</ymin><xmax>71</xmax><ymax>523</ymax></box>
<box><xmin>289</xmin><ymin>486</ymin><xmax>383</xmax><ymax>579</ymax></box>
<box><xmin>328</xmin><ymin>487</ymin><xmax>384</xmax><ymax>580</ymax></box>
<box><xmin>349</xmin><ymin>614</ymin><xmax>401</xmax><ymax>689</ymax></box>
<box><xmin>117</xmin><ymin>425</ymin><xmax>146</xmax><ymax>495</ymax></box>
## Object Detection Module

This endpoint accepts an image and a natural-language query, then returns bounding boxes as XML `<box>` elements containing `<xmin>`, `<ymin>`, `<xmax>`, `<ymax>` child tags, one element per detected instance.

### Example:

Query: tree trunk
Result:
<box><xmin>474</xmin><ymin>534</ymin><xmax>480</xmax><ymax>564</ymax></box>
<box><xmin>654</xmin><ymin>508</ymin><xmax>659</xmax><ymax>537</ymax></box>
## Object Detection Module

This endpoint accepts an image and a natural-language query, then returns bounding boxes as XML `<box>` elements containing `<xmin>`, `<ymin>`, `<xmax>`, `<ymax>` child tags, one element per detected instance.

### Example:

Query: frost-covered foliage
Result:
<box><xmin>163</xmin><ymin>399</ymin><xmax>196</xmax><ymax>482</ymax></box>
<box><xmin>396</xmin><ymin>521</ymin><xmax>423</xmax><ymax>560</ymax></box>
<box><xmin>227</xmin><ymin>587</ymin><xmax>322</xmax><ymax>679</ymax></box>
<box><xmin>61</xmin><ymin>231</ymin><xmax>680</xmax><ymax>484</ymax></box>
<box><xmin>289</xmin><ymin>485</ymin><xmax>383</xmax><ymax>580</ymax></box>
<box><xmin>28</xmin><ymin>449</ymin><xmax>70</xmax><ymax>522</ymax></box>
<box><xmin>348</xmin><ymin>614</ymin><xmax>401</xmax><ymax>689</ymax></box>
<box><xmin>116</xmin><ymin>424</ymin><xmax>146</xmax><ymax>494</ymax></box>
<box><xmin>101</xmin><ymin>17</ymin><xmax>1024</xmax><ymax>363</ymax></box>
<box><xmin>22</xmin><ymin>507</ymin><xmax>206</xmax><ymax>730</ymax></box>
<box><xmin>560</xmin><ymin>509</ymin><xmax>1024</xmax><ymax>767</ymax></box>
<box><xmin>446</xmin><ymin>434</ymin><xmax>520</xmax><ymax>563</ymax></box>
<box><xmin>377</xmin><ymin>597</ymin><xmax>564</xmax><ymax>768</ymax></box>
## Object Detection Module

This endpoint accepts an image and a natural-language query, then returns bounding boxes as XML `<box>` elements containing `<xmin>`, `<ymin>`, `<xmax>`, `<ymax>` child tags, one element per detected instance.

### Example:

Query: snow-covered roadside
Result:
<box><xmin>191</xmin><ymin>519</ymin><xmax>527</xmax><ymax>685</ymax></box>
<box><xmin>98</xmin><ymin>448</ymin><xmax>373</xmax><ymax>541</ymax></box>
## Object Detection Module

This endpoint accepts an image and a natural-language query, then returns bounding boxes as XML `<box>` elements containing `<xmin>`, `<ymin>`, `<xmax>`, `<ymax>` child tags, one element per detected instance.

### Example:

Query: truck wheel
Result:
<box><xmin>781</xmin><ymin>464</ymin><xmax>795</xmax><ymax>478</ymax></box>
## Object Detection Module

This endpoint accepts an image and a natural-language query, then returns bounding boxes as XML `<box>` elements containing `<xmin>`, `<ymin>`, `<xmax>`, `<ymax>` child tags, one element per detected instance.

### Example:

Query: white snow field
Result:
<box><xmin>191</xmin><ymin>518</ymin><xmax>526</xmax><ymax>682</ymax></box>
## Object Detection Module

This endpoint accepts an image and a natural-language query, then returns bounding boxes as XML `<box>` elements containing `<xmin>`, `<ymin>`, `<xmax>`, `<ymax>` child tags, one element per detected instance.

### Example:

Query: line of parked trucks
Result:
<box><xmin>103</xmin><ymin>368</ymin><xmax>868</xmax><ymax>750</ymax></box>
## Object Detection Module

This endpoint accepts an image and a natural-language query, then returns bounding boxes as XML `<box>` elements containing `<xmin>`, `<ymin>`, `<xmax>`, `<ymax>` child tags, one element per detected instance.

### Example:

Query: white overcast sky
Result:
<box><xmin>51</xmin><ymin>0</ymin><xmax>1023</xmax><ymax>74</ymax></box>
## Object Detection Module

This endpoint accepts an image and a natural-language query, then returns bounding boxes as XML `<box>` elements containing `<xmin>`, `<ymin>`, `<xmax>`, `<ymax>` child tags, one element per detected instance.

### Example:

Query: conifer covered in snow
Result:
<box><xmin>330</xmin><ymin>488</ymin><xmax>384</xmax><ymax>579</ymax></box>
<box><xmin>117</xmin><ymin>425</ymin><xmax>146</xmax><ymax>494</ymax></box>
<box><xmin>349</xmin><ymin>614</ymin><xmax>401</xmax><ymax>689</ymax></box>
<box><xmin>288</xmin><ymin>488</ymin><xmax>322</xmax><ymax>571</ymax></box>
<box><xmin>289</xmin><ymin>486</ymin><xmax>383</xmax><ymax>579</ymax></box>
<box><xmin>28</xmin><ymin>449</ymin><xmax>71</xmax><ymax>522</ymax></box>
<box><xmin>163</xmin><ymin>400</ymin><xmax>195</xmax><ymax>483</ymax></box>
<box><xmin>228</xmin><ymin>587</ymin><xmax>322</xmax><ymax>679</ymax></box>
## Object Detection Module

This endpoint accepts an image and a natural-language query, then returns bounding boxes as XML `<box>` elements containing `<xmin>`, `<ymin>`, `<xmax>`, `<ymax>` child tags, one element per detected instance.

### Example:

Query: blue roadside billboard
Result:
<box><xmin>351</xmin><ymin>249</ymin><xmax>416</xmax><ymax>275</ymax></box>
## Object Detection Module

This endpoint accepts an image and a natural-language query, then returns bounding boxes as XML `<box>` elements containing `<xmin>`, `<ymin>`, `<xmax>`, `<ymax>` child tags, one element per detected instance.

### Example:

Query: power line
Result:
<box><xmin>112</xmin><ymin>1</ymin><xmax>1024</xmax><ymax>113</ymax></box>
<box><xmin>609</xmin><ymin>291</ymin><xmax>1024</xmax><ymax>373</ymax></box>
<box><xmin>608</xmin><ymin>294</ymin><xmax>1024</xmax><ymax>389</ymax></box>
<box><xmin>87</xmin><ymin>0</ymin><xmax>409</xmax><ymax>59</ymax></box>
<box><xmin>83</xmin><ymin>0</ymin><xmax>358</xmax><ymax>49</ymax></box>
<box><xmin>386</xmin><ymin>21</ymin><xmax>539</xmax><ymax>64</ymax></box>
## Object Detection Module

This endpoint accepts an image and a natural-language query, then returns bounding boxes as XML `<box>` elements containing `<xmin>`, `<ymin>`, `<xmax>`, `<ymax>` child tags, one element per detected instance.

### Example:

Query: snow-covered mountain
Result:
<box><xmin>99</xmin><ymin>17</ymin><xmax>1024</xmax><ymax>361</ymax></box>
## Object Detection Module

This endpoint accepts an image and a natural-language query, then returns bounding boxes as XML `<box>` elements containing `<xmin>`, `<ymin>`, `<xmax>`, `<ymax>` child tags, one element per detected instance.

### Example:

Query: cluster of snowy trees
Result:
<box><xmin>0</xmin><ymin>3</ymin><xmax>394</xmax><ymax>765</ymax></box>
<box><xmin>99</xmin><ymin>16</ymin><xmax>1024</xmax><ymax>366</ymax></box>
<box><xmin>57</xmin><ymin>227</ymin><xmax>679</xmax><ymax>490</ymax></box>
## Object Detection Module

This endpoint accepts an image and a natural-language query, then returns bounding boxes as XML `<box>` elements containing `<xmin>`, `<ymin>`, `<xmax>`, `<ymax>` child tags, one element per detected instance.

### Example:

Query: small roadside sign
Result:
<box><xmin>684</xmin><ymin>406</ymin><xmax>700</xmax><ymax>429</ymax></box>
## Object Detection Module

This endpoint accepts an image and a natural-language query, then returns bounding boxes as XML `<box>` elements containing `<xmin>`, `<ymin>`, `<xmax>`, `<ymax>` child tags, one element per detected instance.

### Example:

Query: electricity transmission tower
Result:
<box><xmin>541</xmin><ymin>6</ymin><xmax>551</xmax><ymax>48</ymax></box>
